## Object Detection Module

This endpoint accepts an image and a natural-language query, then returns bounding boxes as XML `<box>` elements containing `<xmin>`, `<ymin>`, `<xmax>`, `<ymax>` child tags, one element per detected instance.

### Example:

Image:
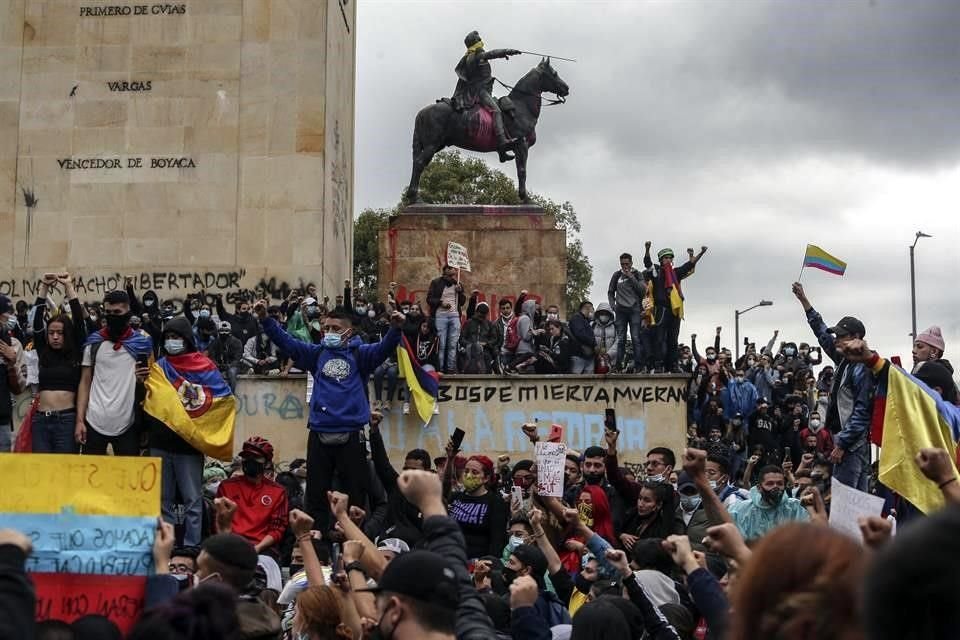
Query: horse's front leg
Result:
<box><xmin>514</xmin><ymin>141</ymin><xmax>530</xmax><ymax>203</ymax></box>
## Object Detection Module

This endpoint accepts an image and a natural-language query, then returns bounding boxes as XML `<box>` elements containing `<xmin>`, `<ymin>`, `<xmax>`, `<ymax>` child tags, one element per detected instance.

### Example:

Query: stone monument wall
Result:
<box><xmin>0</xmin><ymin>0</ymin><xmax>355</xmax><ymax>303</ymax></box>
<box><xmin>379</xmin><ymin>206</ymin><xmax>567</xmax><ymax>315</ymax></box>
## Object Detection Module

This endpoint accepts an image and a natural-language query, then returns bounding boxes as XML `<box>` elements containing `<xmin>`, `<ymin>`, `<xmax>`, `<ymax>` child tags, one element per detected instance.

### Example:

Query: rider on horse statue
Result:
<box><xmin>452</xmin><ymin>30</ymin><xmax>521</xmax><ymax>162</ymax></box>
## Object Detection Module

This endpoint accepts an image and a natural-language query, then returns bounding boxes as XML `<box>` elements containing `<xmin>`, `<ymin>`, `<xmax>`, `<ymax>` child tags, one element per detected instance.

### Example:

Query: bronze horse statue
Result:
<box><xmin>405</xmin><ymin>58</ymin><xmax>570</xmax><ymax>204</ymax></box>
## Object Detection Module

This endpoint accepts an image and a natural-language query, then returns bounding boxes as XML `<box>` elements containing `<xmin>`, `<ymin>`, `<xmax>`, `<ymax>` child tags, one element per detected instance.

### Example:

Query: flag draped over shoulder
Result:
<box><xmin>396</xmin><ymin>335</ymin><xmax>439</xmax><ymax>425</ymax></box>
<box><xmin>143</xmin><ymin>353</ymin><xmax>236</xmax><ymax>460</ymax></box>
<box><xmin>871</xmin><ymin>360</ymin><xmax>960</xmax><ymax>514</ymax></box>
<box><xmin>803</xmin><ymin>244</ymin><xmax>847</xmax><ymax>276</ymax></box>
<box><xmin>85</xmin><ymin>328</ymin><xmax>153</xmax><ymax>361</ymax></box>
<box><xmin>663</xmin><ymin>264</ymin><xmax>684</xmax><ymax>319</ymax></box>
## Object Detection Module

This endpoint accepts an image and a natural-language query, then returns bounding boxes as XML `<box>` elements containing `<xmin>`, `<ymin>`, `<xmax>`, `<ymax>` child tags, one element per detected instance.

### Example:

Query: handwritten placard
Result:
<box><xmin>446</xmin><ymin>241</ymin><xmax>472</xmax><ymax>272</ymax></box>
<box><xmin>535</xmin><ymin>441</ymin><xmax>566</xmax><ymax>497</ymax></box>
<box><xmin>0</xmin><ymin>454</ymin><xmax>161</xmax><ymax>634</ymax></box>
<box><xmin>828</xmin><ymin>476</ymin><xmax>885</xmax><ymax>542</ymax></box>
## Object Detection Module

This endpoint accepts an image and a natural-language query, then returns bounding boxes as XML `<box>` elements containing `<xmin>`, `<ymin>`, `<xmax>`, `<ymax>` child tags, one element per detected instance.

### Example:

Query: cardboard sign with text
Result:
<box><xmin>535</xmin><ymin>441</ymin><xmax>567</xmax><ymax>497</ymax></box>
<box><xmin>828</xmin><ymin>477</ymin><xmax>885</xmax><ymax>542</ymax></box>
<box><xmin>446</xmin><ymin>241</ymin><xmax>472</xmax><ymax>272</ymax></box>
<box><xmin>0</xmin><ymin>454</ymin><xmax>161</xmax><ymax>634</ymax></box>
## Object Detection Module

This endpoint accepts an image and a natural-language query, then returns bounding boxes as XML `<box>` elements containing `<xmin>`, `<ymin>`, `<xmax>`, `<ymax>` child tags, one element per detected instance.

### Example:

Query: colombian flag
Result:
<box><xmin>869</xmin><ymin>356</ymin><xmax>960</xmax><ymax>514</ymax></box>
<box><xmin>143</xmin><ymin>353</ymin><xmax>236</xmax><ymax>460</ymax></box>
<box><xmin>663</xmin><ymin>264</ymin><xmax>684</xmax><ymax>319</ymax></box>
<box><xmin>802</xmin><ymin>244</ymin><xmax>847</xmax><ymax>276</ymax></box>
<box><xmin>397</xmin><ymin>335</ymin><xmax>439</xmax><ymax>425</ymax></box>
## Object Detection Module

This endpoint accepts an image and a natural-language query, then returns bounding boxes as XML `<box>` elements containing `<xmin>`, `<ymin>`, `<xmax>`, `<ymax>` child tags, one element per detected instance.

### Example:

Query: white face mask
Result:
<box><xmin>205</xmin><ymin>481</ymin><xmax>221</xmax><ymax>495</ymax></box>
<box><xmin>164</xmin><ymin>338</ymin><xmax>186</xmax><ymax>355</ymax></box>
<box><xmin>547</xmin><ymin>313</ymin><xmax>559</xmax><ymax>321</ymax></box>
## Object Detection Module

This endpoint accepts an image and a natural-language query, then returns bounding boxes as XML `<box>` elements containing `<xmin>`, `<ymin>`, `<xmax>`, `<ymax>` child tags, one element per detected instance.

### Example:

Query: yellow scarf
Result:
<box><xmin>466</xmin><ymin>40</ymin><xmax>484</xmax><ymax>54</ymax></box>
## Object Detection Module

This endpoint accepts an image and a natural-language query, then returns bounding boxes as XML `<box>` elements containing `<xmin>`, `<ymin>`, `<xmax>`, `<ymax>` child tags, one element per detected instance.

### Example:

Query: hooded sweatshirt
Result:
<box><xmin>516</xmin><ymin>300</ymin><xmax>538</xmax><ymax>356</ymax></box>
<box><xmin>261</xmin><ymin>317</ymin><xmax>399</xmax><ymax>432</ymax></box>
<box><xmin>728</xmin><ymin>486</ymin><xmax>809</xmax><ymax>541</ymax></box>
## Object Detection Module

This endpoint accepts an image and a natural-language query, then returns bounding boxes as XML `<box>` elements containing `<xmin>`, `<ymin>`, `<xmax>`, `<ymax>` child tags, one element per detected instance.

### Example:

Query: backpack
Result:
<box><xmin>503</xmin><ymin>316</ymin><xmax>521</xmax><ymax>353</ymax></box>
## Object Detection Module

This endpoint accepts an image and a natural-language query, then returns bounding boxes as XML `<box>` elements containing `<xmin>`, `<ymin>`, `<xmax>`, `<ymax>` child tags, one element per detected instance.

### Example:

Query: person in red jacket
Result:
<box><xmin>217</xmin><ymin>436</ymin><xmax>288</xmax><ymax>558</ymax></box>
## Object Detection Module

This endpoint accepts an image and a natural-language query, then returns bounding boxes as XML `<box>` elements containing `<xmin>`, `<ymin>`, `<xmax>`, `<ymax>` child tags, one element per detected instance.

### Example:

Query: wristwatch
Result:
<box><xmin>344</xmin><ymin>561</ymin><xmax>364</xmax><ymax>574</ymax></box>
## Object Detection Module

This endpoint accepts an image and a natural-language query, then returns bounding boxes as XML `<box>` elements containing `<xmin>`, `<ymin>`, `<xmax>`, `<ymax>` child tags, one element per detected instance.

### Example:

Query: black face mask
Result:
<box><xmin>289</xmin><ymin>563</ymin><xmax>303</xmax><ymax>576</ymax></box>
<box><xmin>583</xmin><ymin>472</ymin><xmax>604</xmax><ymax>485</ymax></box>
<box><xmin>761</xmin><ymin>488</ymin><xmax>784</xmax><ymax>506</ymax></box>
<box><xmin>105</xmin><ymin>313</ymin><xmax>130</xmax><ymax>338</ymax></box>
<box><xmin>501</xmin><ymin>566</ymin><xmax>518</xmax><ymax>587</ymax></box>
<box><xmin>242</xmin><ymin>458</ymin><xmax>265</xmax><ymax>478</ymax></box>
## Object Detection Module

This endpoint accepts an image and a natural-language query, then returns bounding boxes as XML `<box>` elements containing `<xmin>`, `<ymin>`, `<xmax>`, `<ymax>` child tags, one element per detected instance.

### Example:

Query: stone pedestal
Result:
<box><xmin>380</xmin><ymin>204</ymin><xmax>566</xmax><ymax>313</ymax></box>
<box><xmin>0</xmin><ymin>0</ymin><xmax>356</xmax><ymax>305</ymax></box>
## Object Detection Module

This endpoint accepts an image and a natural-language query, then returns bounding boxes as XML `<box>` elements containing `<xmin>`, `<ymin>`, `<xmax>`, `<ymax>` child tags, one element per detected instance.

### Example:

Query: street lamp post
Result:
<box><xmin>735</xmin><ymin>300</ymin><xmax>773</xmax><ymax>361</ymax></box>
<box><xmin>910</xmin><ymin>231</ymin><xmax>932</xmax><ymax>341</ymax></box>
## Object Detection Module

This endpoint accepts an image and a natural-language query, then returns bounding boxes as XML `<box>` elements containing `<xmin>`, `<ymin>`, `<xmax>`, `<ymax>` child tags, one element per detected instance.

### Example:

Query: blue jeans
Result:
<box><xmin>32</xmin><ymin>410</ymin><xmax>79</xmax><ymax>453</ymax></box>
<box><xmin>435</xmin><ymin>313</ymin><xmax>461</xmax><ymax>372</ymax></box>
<box><xmin>569</xmin><ymin>355</ymin><xmax>595</xmax><ymax>374</ymax></box>
<box><xmin>152</xmin><ymin>448</ymin><xmax>204</xmax><ymax>546</ymax></box>
<box><xmin>833</xmin><ymin>439</ymin><xmax>870</xmax><ymax>492</ymax></box>
<box><xmin>0</xmin><ymin>423</ymin><xmax>10</xmax><ymax>452</ymax></box>
<box><xmin>373</xmin><ymin>363</ymin><xmax>399</xmax><ymax>401</ymax></box>
<box><xmin>614</xmin><ymin>305</ymin><xmax>643</xmax><ymax>370</ymax></box>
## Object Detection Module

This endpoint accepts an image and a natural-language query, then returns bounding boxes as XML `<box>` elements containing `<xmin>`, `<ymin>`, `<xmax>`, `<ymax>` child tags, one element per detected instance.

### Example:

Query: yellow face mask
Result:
<box><xmin>467</xmin><ymin>40</ymin><xmax>484</xmax><ymax>53</ymax></box>
<box><xmin>577</xmin><ymin>501</ymin><xmax>594</xmax><ymax>528</ymax></box>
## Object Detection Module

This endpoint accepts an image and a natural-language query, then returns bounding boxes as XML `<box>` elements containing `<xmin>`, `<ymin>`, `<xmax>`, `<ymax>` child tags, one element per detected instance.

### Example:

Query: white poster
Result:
<box><xmin>535</xmin><ymin>441</ymin><xmax>566</xmax><ymax>497</ymax></box>
<box><xmin>828</xmin><ymin>476</ymin><xmax>886</xmax><ymax>542</ymax></box>
<box><xmin>446</xmin><ymin>241</ymin><xmax>472</xmax><ymax>272</ymax></box>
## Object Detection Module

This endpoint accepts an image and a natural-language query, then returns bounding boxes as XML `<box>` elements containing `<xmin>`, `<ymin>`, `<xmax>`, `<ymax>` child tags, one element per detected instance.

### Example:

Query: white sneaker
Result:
<box><xmin>382</xmin><ymin>400</ymin><xmax>392</xmax><ymax>412</ymax></box>
<box><xmin>402</xmin><ymin>402</ymin><xmax>410</xmax><ymax>415</ymax></box>
<box><xmin>432</xmin><ymin>403</ymin><xmax>440</xmax><ymax>415</ymax></box>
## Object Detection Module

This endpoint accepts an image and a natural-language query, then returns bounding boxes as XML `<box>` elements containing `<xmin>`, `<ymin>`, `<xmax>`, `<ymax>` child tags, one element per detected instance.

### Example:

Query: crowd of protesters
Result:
<box><xmin>0</xmin><ymin>266</ymin><xmax>959</xmax><ymax>640</ymax></box>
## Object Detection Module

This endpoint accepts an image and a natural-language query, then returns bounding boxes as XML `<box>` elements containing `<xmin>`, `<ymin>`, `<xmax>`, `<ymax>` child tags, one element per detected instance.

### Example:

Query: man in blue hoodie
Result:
<box><xmin>253</xmin><ymin>299</ymin><xmax>404</xmax><ymax>532</ymax></box>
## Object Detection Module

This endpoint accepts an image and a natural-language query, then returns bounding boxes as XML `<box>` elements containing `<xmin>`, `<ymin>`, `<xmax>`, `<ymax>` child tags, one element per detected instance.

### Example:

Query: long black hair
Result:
<box><xmin>38</xmin><ymin>313</ymin><xmax>80</xmax><ymax>367</ymax></box>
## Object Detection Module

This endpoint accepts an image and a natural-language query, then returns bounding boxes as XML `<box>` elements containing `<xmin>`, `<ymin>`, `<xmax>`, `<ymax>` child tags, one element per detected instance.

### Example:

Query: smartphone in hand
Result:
<box><xmin>451</xmin><ymin>427</ymin><xmax>466</xmax><ymax>451</ymax></box>
<box><xmin>604</xmin><ymin>408</ymin><xmax>618</xmax><ymax>432</ymax></box>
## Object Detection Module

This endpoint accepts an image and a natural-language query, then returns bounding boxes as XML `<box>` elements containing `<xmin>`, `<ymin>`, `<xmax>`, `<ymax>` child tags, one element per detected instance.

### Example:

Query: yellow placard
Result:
<box><xmin>0</xmin><ymin>454</ymin><xmax>161</xmax><ymax>517</ymax></box>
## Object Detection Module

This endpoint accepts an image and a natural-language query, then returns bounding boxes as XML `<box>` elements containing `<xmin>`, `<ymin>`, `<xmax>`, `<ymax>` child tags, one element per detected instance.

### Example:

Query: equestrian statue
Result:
<box><xmin>405</xmin><ymin>30</ymin><xmax>570</xmax><ymax>204</ymax></box>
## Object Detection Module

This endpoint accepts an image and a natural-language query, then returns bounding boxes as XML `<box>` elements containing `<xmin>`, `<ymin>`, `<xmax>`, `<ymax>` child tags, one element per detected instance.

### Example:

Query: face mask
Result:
<box><xmin>289</xmin><ymin>563</ymin><xmax>303</xmax><ymax>576</ymax></box>
<box><xmin>810</xmin><ymin>419</ymin><xmax>821</xmax><ymax>429</ymax></box>
<box><xmin>785</xmin><ymin>348</ymin><xmax>796</xmax><ymax>356</ymax></box>
<box><xmin>507</xmin><ymin>535</ymin><xmax>525</xmax><ymax>551</ymax></box>
<box><xmin>355</xmin><ymin>306</ymin><xmax>367</xmax><ymax>315</ymax></box>
<box><xmin>400</xmin><ymin>308</ymin><xmax>410</xmax><ymax>314</ymax></box>
<box><xmin>192</xmin><ymin>571</ymin><xmax>220</xmax><ymax>587</ymax></box>
<box><xmin>237</xmin><ymin>310</ymin><xmax>250</xmax><ymax>318</ymax></box>
<box><xmin>583</xmin><ymin>472</ymin><xmax>603</xmax><ymax>485</ymax></box>
<box><xmin>242</xmin><ymin>458</ymin><xmax>265</xmax><ymax>478</ymax></box>
<box><xmin>708</xmin><ymin>479</ymin><xmax>720</xmax><ymax>491</ymax></box>
<box><xmin>218</xmin><ymin>332</ymin><xmax>231</xmax><ymax>340</ymax></box>
<box><xmin>322</xmin><ymin>331</ymin><xmax>343</xmax><ymax>348</ymax></box>
<box><xmin>500</xmin><ymin>311</ymin><xmax>513</xmax><ymax>319</ymax></box>
<box><xmin>706</xmin><ymin>354</ymin><xmax>716</xmax><ymax>361</ymax></box>
<box><xmin>647</xmin><ymin>473</ymin><xmax>665</xmax><ymax>483</ymax></box>
<box><xmin>501</xmin><ymin>566</ymin><xmax>518</xmax><ymax>587</ymax></box>
<box><xmin>205</xmin><ymin>481</ymin><xmax>220</xmax><ymax>495</ymax></box>
<box><xmin>736</xmin><ymin>375</ymin><xmax>745</xmax><ymax>383</ymax></box>
<box><xmin>462</xmin><ymin>475</ymin><xmax>484</xmax><ymax>493</ymax></box>
<box><xmin>680</xmin><ymin>494</ymin><xmax>702</xmax><ymax>512</ymax></box>
<box><xmin>747</xmin><ymin>359</ymin><xmax>756</xmax><ymax>366</ymax></box>
<box><xmin>144</xmin><ymin>300</ymin><xmax>155</xmax><ymax>307</ymax></box>
<box><xmin>164</xmin><ymin>338</ymin><xmax>186</xmax><ymax>355</ymax></box>
<box><xmin>761</xmin><ymin>488</ymin><xmax>784</xmax><ymax>506</ymax></box>
<box><xmin>199</xmin><ymin>309</ymin><xmax>211</xmax><ymax>318</ymax></box>
<box><xmin>105</xmin><ymin>313</ymin><xmax>130</xmax><ymax>337</ymax></box>
<box><xmin>5</xmin><ymin>316</ymin><xmax>17</xmax><ymax>330</ymax></box>
<box><xmin>547</xmin><ymin>313</ymin><xmax>559</xmax><ymax>321</ymax></box>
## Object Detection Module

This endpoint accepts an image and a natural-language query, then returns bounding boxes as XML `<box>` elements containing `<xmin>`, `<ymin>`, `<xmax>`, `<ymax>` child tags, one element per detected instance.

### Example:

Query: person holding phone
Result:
<box><xmin>75</xmin><ymin>290</ymin><xmax>153</xmax><ymax>455</ymax></box>
<box><xmin>0</xmin><ymin>294</ymin><xmax>27</xmax><ymax>451</ymax></box>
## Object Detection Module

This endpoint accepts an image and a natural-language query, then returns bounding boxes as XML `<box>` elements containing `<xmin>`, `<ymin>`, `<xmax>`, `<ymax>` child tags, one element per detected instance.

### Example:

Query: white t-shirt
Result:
<box><xmin>82</xmin><ymin>342</ymin><xmax>137</xmax><ymax>436</ymax></box>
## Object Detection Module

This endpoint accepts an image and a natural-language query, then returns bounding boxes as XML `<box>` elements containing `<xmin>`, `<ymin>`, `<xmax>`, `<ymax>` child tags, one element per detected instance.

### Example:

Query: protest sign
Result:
<box><xmin>535</xmin><ymin>441</ymin><xmax>566</xmax><ymax>497</ymax></box>
<box><xmin>828</xmin><ymin>476</ymin><xmax>885</xmax><ymax>542</ymax></box>
<box><xmin>0</xmin><ymin>454</ymin><xmax>161</xmax><ymax>633</ymax></box>
<box><xmin>446</xmin><ymin>241</ymin><xmax>472</xmax><ymax>272</ymax></box>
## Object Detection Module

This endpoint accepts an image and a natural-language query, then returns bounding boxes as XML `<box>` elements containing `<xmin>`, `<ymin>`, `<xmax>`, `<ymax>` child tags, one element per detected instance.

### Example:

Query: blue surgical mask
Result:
<box><xmin>680</xmin><ymin>495</ymin><xmax>702</xmax><ymax>512</ymax></box>
<box><xmin>5</xmin><ymin>316</ymin><xmax>17</xmax><ymax>330</ymax></box>
<box><xmin>164</xmin><ymin>338</ymin><xmax>186</xmax><ymax>355</ymax></box>
<box><xmin>322</xmin><ymin>331</ymin><xmax>343</xmax><ymax>348</ymax></box>
<box><xmin>199</xmin><ymin>309</ymin><xmax>211</xmax><ymax>318</ymax></box>
<box><xmin>507</xmin><ymin>534</ymin><xmax>525</xmax><ymax>551</ymax></box>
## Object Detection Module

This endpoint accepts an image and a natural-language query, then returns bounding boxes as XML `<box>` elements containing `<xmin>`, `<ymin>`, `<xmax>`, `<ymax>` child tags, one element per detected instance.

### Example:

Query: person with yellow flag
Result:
<box><xmin>643</xmin><ymin>243</ymin><xmax>708</xmax><ymax>373</ymax></box>
<box><xmin>143</xmin><ymin>316</ymin><xmax>236</xmax><ymax>546</ymax></box>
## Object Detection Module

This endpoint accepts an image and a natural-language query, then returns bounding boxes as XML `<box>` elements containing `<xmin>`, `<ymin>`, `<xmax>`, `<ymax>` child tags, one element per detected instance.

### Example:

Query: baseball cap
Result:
<box><xmin>376</xmin><ymin>538</ymin><xmax>410</xmax><ymax>556</ymax></box>
<box><xmin>676</xmin><ymin>471</ymin><xmax>696</xmax><ymax>493</ymax></box>
<box><xmin>356</xmin><ymin>550</ymin><xmax>459</xmax><ymax>610</ymax></box>
<box><xmin>829</xmin><ymin>316</ymin><xmax>866</xmax><ymax>338</ymax></box>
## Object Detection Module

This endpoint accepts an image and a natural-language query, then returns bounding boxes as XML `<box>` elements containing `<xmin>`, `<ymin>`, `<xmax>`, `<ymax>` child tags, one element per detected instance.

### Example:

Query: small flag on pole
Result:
<box><xmin>802</xmin><ymin>244</ymin><xmax>847</xmax><ymax>276</ymax></box>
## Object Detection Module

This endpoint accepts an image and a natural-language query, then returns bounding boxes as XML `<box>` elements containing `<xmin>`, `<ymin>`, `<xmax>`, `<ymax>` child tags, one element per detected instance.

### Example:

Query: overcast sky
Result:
<box><xmin>355</xmin><ymin>1</ymin><xmax>960</xmax><ymax>366</ymax></box>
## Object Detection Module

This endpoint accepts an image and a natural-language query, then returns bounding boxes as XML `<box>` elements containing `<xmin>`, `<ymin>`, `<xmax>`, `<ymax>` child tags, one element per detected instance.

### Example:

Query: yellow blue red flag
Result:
<box><xmin>397</xmin><ymin>334</ymin><xmax>439</xmax><ymax>425</ymax></box>
<box><xmin>869</xmin><ymin>356</ymin><xmax>960</xmax><ymax>514</ymax></box>
<box><xmin>802</xmin><ymin>244</ymin><xmax>847</xmax><ymax>276</ymax></box>
<box><xmin>143</xmin><ymin>353</ymin><xmax>236</xmax><ymax>460</ymax></box>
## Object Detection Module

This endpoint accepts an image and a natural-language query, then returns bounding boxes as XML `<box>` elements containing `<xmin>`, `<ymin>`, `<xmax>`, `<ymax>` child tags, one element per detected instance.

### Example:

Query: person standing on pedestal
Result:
<box><xmin>427</xmin><ymin>265</ymin><xmax>466</xmax><ymax>374</ymax></box>
<box><xmin>644</xmin><ymin>244</ymin><xmax>708</xmax><ymax>373</ymax></box>
<box><xmin>252</xmin><ymin>299</ymin><xmax>403</xmax><ymax>534</ymax></box>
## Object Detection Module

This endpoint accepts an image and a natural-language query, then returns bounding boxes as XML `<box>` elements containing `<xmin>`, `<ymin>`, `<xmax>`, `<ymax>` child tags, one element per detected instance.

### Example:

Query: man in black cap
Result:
<box><xmin>0</xmin><ymin>294</ymin><xmax>26</xmax><ymax>451</ymax></box>
<box><xmin>503</xmin><ymin>543</ymin><xmax>571</xmax><ymax>627</ymax></box>
<box><xmin>792</xmin><ymin>282</ymin><xmax>874</xmax><ymax>490</ymax></box>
